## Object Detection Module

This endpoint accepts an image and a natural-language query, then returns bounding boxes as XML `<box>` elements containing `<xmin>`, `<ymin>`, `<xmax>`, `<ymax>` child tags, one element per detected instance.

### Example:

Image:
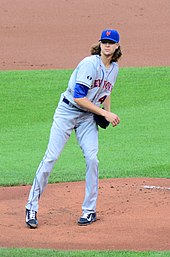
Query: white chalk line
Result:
<box><xmin>142</xmin><ymin>185</ymin><xmax>170</xmax><ymax>191</ymax></box>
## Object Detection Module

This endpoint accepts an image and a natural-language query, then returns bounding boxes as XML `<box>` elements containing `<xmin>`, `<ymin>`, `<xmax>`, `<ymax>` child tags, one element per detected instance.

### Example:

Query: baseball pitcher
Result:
<box><xmin>25</xmin><ymin>29</ymin><xmax>122</xmax><ymax>228</ymax></box>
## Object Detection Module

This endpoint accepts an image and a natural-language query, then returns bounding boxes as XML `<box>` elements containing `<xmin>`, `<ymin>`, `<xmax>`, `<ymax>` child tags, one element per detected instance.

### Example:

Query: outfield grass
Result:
<box><xmin>0</xmin><ymin>67</ymin><xmax>170</xmax><ymax>256</ymax></box>
<box><xmin>0</xmin><ymin>248</ymin><xmax>170</xmax><ymax>257</ymax></box>
<box><xmin>0</xmin><ymin>67</ymin><xmax>169</xmax><ymax>186</ymax></box>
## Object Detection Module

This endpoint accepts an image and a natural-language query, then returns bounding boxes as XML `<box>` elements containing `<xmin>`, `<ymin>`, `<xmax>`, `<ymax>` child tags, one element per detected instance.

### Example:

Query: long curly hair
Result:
<box><xmin>90</xmin><ymin>43</ymin><xmax>122</xmax><ymax>63</ymax></box>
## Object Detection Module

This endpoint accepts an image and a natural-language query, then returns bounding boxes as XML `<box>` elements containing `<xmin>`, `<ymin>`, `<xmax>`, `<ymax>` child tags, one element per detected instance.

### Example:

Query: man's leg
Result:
<box><xmin>75</xmin><ymin>113</ymin><xmax>99</xmax><ymax>225</ymax></box>
<box><xmin>25</xmin><ymin>101</ymin><xmax>76</xmax><ymax>227</ymax></box>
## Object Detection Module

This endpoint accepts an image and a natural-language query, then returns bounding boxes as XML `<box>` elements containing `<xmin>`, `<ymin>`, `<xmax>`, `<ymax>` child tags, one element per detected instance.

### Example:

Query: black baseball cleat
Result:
<box><xmin>26</xmin><ymin>209</ymin><xmax>38</xmax><ymax>228</ymax></box>
<box><xmin>78</xmin><ymin>212</ymin><xmax>97</xmax><ymax>226</ymax></box>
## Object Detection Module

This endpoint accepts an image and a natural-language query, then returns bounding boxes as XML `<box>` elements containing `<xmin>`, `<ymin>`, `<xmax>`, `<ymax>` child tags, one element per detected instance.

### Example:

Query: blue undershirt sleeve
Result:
<box><xmin>74</xmin><ymin>83</ymin><xmax>89</xmax><ymax>98</ymax></box>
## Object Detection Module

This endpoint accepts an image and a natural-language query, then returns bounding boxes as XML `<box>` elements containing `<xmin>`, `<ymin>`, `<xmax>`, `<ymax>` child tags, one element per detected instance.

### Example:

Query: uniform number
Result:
<box><xmin>98</xmin><ymin>95</ymin><xmax>107</xmax><ymax>104</ymax></box>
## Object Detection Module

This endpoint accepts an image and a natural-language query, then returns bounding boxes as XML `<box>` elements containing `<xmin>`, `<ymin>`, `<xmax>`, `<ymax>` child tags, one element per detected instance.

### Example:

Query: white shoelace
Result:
<box><xmin>81</xmin><ymin>213</ymin><xmax>89</xmax><ymax>219</ymax></box>
<box><xmin>81</xmin><ymin>213</ymin><xmax>94</xmax><ymax>219</ymax></box>
<box><xmin>29</xmin><ymin>210</ymin><xmax>36</xmax><ymax>219</ymax></box>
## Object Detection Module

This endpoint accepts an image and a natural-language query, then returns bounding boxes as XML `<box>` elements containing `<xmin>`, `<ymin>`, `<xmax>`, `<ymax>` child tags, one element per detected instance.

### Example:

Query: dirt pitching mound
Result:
<box><xmin>0</xmin><ymin>178</ymin><xmax>170</xmax><ymax>251</ymax></box>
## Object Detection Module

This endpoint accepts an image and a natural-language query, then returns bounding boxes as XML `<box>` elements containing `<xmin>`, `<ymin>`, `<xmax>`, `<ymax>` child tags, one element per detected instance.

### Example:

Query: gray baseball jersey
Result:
<box><xmin>64</xmin><ymin>55</ymin><xmax>119</xmax><ymax>109</ymax></box>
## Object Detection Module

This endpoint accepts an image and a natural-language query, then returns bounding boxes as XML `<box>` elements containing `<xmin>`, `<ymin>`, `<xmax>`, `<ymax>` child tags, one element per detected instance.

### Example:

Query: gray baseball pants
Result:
<box><xmin>26</xmin><ymin>95</ymin><xmax>99</xmax><ymax>215</ymax></box>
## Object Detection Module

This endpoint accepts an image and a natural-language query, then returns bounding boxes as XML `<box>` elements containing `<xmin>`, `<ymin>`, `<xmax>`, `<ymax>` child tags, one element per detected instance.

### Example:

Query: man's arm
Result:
<box><xmin>103</xmin><ymin>95</ymin><xmax>111</xmax><ymax>112</ymax></box>
<box><xmin>74</xmin><ymin>97</ymin><xmax>120</xmax><ymax>127</ymax></box>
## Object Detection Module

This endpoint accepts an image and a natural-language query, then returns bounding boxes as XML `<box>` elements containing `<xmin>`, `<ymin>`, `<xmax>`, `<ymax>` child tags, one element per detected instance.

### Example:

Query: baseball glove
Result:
<box><xmin>94</xmin><ymin>114</ymin><xmax>110</xmax><ymax>129</ymax></box>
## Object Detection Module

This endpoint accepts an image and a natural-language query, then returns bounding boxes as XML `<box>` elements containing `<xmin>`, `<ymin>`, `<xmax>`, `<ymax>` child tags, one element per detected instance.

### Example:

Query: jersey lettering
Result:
<box><xmin>103</xmin><ymin>81</ymin><xmax>112</xmax><ymax>91</ymax></box>
<box><xmin>93</xmin><ymin>79</ymin><xmax>102</xmax><ymax>88</ymax></box>
<box><xmin>93</xmin><ymin>79</ymin><xmax>112</xmax><ymax>92</ymax></box>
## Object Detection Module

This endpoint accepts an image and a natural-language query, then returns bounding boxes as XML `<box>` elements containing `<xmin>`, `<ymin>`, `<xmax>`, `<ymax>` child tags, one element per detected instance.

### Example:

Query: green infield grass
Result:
<box><xmin>0</xmin><ymin>248</ymin><xmax>170</xmax><ymax>257</ymax></box>
<box><xmin>0</xmin><ymin>67</ymin><xmax>169</xmax><ymax>186</ymax></box>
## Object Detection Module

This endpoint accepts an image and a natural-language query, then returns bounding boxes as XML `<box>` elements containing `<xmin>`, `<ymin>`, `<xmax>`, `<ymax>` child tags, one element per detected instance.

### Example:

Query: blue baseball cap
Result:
<box><xmin>100</xmin><ymin>29</ymin><xmax>120</xmax><ymax>43</ymax></box>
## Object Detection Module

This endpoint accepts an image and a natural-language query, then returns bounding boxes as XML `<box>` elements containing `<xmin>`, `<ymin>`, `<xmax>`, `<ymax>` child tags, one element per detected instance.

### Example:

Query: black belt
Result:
<box><xmin>63</xmin><ymin>97</ymin><xmax>86</xmax><ymax>112</ymax></box>
<box><xmin>63</xmin><ymin>97</ymin><xmax>75</xmax><ymax>108</ymax></box>
<box><xmin>63</xmin><ymin>97</ymin><xmax>70</xmax><ymax>105</ymax></box>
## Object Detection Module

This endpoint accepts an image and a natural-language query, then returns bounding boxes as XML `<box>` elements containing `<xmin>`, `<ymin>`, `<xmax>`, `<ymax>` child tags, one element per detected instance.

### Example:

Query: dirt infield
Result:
<box><xmin>0</xmin><ymin>0</ymin><xmax>170</xmax><ymax>252</ymax></box>
<box><xmin>0</xmin><ymin>0</ymin><xmax>170</xmax><ymax>70</ymax></box>
<box><xmin>0</xmin><ymin>178</ymin><xmax>170</xmax><ymax>251</ymax></box>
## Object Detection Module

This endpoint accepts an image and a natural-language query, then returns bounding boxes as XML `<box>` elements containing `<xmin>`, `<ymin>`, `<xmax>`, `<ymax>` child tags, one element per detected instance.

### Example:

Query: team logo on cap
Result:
<box><xmin>106</xmin><ymin>30</ymin><xmax>111</xmax><ymax>36</ymax></box>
